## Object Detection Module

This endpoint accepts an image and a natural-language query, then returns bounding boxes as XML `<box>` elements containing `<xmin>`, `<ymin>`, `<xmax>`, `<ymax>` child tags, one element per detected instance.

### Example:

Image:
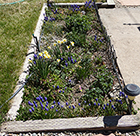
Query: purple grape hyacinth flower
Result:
<box><xmin>98</xmin><ymin>103</ymin><xmax>100</xmax><ymax>106</ymax></box>
<box><xmin>45</xmin><ymin>107</ymin><xmax>49</xmax><ymax>111</ymax></box>
<box><xmin>66</xmin><ymin>102</ymin><xmax>68</xmax><ymax>106</ymax></box>
<box><xmin>78</xmin><ymin>103</ymin><xmax>81</xmax><ymax>106</ymax></box>
<box><xmin>65</xmin><ymin>63</ymin><xmax>68</xmax><ymax>67</ymax></box>
<box><xmin>44</xmin><ymin>97</ymin><xmax>47</xmax><ymax>101</ymax></box>
<box><xmin>31</xmin><ymin>107</ymin><xmax>34</xmax><ymax>111</ymax></box>
<box><xmin>103</xmin><ymin>107</ymin><xmax>105</xmax><ymax>110</ymax></box>
<box><xmin>29</xmin><ymin>109</ymin><xmax>32</xmax><ymax>113</ymax></box>
<box><xmin>28</xmin><ymin>101</ymin><xmax>34</xmax><ymax>107</ymax></box>
<box><xmin>34</xmin><ymin>54</ymin><xmax>37</xmax><ymax>59</ymax></box>
<box><xmin>72</xmin><ymin>105</ymin><xmax>75</xmax><ymax>109</ymax></box>
<box><xmin>94</xmin><ymin>102</ymin><xmax>96</xmax><ymax>106</ymax></box>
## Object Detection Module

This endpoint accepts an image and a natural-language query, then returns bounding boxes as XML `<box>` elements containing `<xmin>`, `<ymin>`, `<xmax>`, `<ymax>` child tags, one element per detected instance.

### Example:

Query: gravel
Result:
<box><xmin>1</xmin><ymin>130</ymin><xmax>140</xmax><ymax>136</ymax></box>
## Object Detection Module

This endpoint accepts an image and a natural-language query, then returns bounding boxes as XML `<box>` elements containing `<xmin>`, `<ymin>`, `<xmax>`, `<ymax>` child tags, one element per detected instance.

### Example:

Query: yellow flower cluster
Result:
<box><xmin>57</xmin><ymin>39</ymin><xmax>67</xmax><ymax>45</ymax></box>
<box><xmin>43</xmin><ymin>50</ymin><xmax>51</xmax><ymax>59</ymax></box>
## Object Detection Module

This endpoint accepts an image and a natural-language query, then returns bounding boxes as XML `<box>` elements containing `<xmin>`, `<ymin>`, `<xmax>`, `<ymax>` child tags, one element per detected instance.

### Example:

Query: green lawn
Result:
<box><xmin>0</xmin><ymin>0</ymin><xmax>105</xmax><ymax>124</ymax></box>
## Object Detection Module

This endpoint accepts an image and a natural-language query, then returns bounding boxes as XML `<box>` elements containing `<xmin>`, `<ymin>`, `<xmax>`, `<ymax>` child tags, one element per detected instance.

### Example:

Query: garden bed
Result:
<box><xmin>15</xmin><ymin>1</ymin><xmax>129</xmax><ymax>121</ymax></box>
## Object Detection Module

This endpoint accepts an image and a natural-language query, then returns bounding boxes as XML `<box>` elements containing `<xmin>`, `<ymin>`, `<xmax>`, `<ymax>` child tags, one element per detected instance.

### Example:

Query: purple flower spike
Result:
<box><xmin>34</xmin><ymin>54</ymin><xmax>37</xmax><ymax>59</ymax></box>
<box><xmin>44</xmin><ymin>97</ymin><xmax>47</xmax><ymax>101</ymax></box>
<box><xmin>31</xmin><ymin>107</ymin><xmax>34</xmax><ymax>111</ymax></box>
<box><xmin>29</xmin><ymin>109</ymin><xmax>32</xmax><ymax>113</ymax></box>
<box><xmin>56</xmin><ymin>85</ymin><xmax>59</xmax><ymax>89</ymax></box>
<box><xmin>71</xmin><ymin>59</ymin><xmax>74</xmax><ymax>63</ymax></box>
<box><xmin>69</xmin><ymin>106</ymin><xmax>71</xmax><ymax>109</ymax></box>
<box><xmin>89</xmin><ymin>103</ymin><xmax>91</xmax><ymax>106</ymax></box>
<box><xmin>58</xmin><ymin>102</ymin><xmax>60</xmax><ymax>105</ymax></box>
<box><xmin>28</xmin><ymin>101</ymin><xmax>34</xmax><ymax>107</ymax></box>
<box><xmin>98</xmin><ymin>103</ymin><xmax>100</xmax><ymax>106</ymax></box>
<box><xmin>61</xmin><ymin>58</ymin><xmax>63</xmax><ymax>61</ymax></box>
<box><xmin>33</xmin><ymin>101</ymin><xmax>36</xmax><ymax>104</ymax></box>
<box><xmin>66</xmin><ymin>102</ymin><xmax>68</xmax><ymax>106</ymax></box>
<box><xmin>34</xmin><ymin>61</ymin><xmax>36</xmax><ymax>64</ymax></box>
<box><xmin>103</xmin><ymin>107</ymin><xmax>105</xmax><ymax>110</ymax></box>
<box><xmin>53</xmin><ymin>101</ymin><xmax>56</xmax><ymax>104</ymax></box>
<box><xmin>68</xmin><ymin>57</ymin><xmax>70</xmax><ymax>61</ymax></box>
<box><xmin>46</xmin><ymin>101</ymin><xmax>49</xmax><ymax>105</ymax></box>
<box><xmin>45</xmin><ymin>113</ymin><xmax>47</xmax><ymax>115</ymax></box>
<box><xmin>56</xmin><ymin>109</ymin><xmax>58</xmax><ymax>112</ymax></box>
<box><xmin>94</xmin><ymin>102</ymin><xmax>96</xmax><ymax>106</ymax></box>
<box><xmin>78</xmin><ymin>103</ymin><xmax>81</xmax><ymax>106</ymax></box>
<box><xmin>75</xmin><ymin>60</ymin><xmax>77</xmax><ymax>63</ymax></box>
<box><xmin>65</xmin><ymin>63</ymin><xmax>68</xmax><ymax>67</ymax></box>
<box><xmin>35</xmin><ymin>104</ymin><xmax>38</xmax><ymax>108</ymax></box>
<box><xmin>69</xmin><ymin>79</ymin><xmax>71</xmax><ymax>82</ymax></box>
<box><xmin>61</xmin><ymin>105</ymin><xmax>64</xmax><ymax>108</ymax></box>
<box><xmin>59</xmin><ymin>90</ymin><xmax>61</xmax><ymax>93</ymax></box>
<box><xmin>126</xmin><ymin>95</ymin><xmax>128</xmax><ymax>98</ymax></box>
<box><xmin>62</xmin><ymin>90</ymin><xmax>64</xmax><ymax>93</ymax></box>
<box><xmin>106</xmin><ymin>103</ymin><xmax>109</xmax><ymax>106</ymax></box>
<box><xmin>72</xmin><ymin>105</ymin><xmax>75</xmax><ymax>109</ymax></box>
<box><xmin>65</xmin><ymin>87</ymin><xmax>67</xmax><ymax>89</ymax></box>
<box><xmin>84</xmin><ymin>101</ymin><xmax>86</xmax><ymax>103</ymax></box>
<box><xmin>53</xmin><ymin>85</ymin><xmax>55</xmax><ymax>88</ymax></box>
<box><xmin>49</xmin><ymin>4</ymin><xmax>51</xmax><ymax>7</ymax></box>
<box><xmin>96</xmin><ymin>98</ymin><xmax>98</xmax><ymax>101</ymax></box>
<box><xmin>40</xmin><ymin>102</ymin><xmax>43</xmax><ymax>109</ymax></box>
<box><xmin>109</xmin><ymin>100</ymin><xmax>112</xmax><ymax>103</ymax></box>
<box><xmin>45</xmin><ymin>107</ymin><xmax>49</xmax><ymax>111</ymax></box>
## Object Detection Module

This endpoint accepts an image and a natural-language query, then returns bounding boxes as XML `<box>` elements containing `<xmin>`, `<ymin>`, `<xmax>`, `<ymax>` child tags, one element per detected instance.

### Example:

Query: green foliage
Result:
<box><xmin>65</xmin><ymin>14</ymin><xmax>92</xmax><ymax>34</ymax></box>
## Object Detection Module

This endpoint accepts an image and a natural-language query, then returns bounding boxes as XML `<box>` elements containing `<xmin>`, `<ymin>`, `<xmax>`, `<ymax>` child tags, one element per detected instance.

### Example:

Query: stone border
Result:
<box><xmin>52</xmin><ymin>0</ymin><xmax>115</xmax><ymax>8</ymax></box>
<box><xmin>1</xmin><ymin>115</ymin><xmax>140</xmax><ymax>133</ymax></box>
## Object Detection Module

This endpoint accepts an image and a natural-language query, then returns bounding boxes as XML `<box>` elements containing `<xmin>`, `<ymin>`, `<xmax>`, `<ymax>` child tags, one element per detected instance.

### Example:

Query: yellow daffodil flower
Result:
<box><xmin>61</xmin><ymin>41</ymin><xmax>63</xmax><ymax>44</ymax></box>
<box><xmin>48</xmin><ymin>46</ymin><xmax>51</xmax><ymax>49</ymax></box>
<box><xmin>57</xmin><ymin>40</ymin><xmax>61</xmax><ymax>44</ymax></box>
<box><xmin>29</xmin><ymin>59</ymin><xmax>32</xmax><ymax>63</ymax></box>
<box><xmin>47</xmin><ymin>54</ymin><xmax>51</xmax><ymax>59</ymax></box>
<box><xmin>67</xmin><ymin>45</ymin><xmax>70</xmax><ymax>49</ymax></box>
<box><xmin>44</xmin><ymin>55</ymin><xmax>47</xmax><ymax>58</ymax></box>
<box><xmin>43</xmin><ymin>50</ymin><xmax>48</xmax><ymax>54</ymax></box>
<box><xmin>57</xmin><ymin>59</ymin><xmax>60</xmax><ymax>63</ymax></box>
<box><xmin>63</xmin><ymin>38</ymin><xmax>67</xmax><ymax>43</ymax></box>
<box><xmin>39</xmin><ymin>52</ymin><xmax>43</xmax><ymax>56</ymax></box>
<box><xmin>71</xmin><ymin>41</ymin><xmax>74</xmax><ymax>46</ymax></box>
<box><xmin>53</xmin><ymin>43</ymin><xmax>57</xmax><ymax>46</ymax></box>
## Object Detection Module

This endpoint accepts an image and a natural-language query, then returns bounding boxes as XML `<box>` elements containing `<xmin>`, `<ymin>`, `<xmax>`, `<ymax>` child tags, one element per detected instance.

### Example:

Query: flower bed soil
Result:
<box><xmin>16</xmin><ymin>1</ymin><xmax>130</xmax><ymax>121</ymax></box>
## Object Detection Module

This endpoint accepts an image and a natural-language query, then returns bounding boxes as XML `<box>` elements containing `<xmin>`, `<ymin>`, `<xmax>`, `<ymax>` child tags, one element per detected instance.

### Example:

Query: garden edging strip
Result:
<box><xmin>1</xmin><ymin>115</ymin><xmax>140</xmax><ymax>133</ymax></box>
<box><xmin>52</xmin><ymin>0</ymin><xmax>115</xmax><ymax>8</ymax></box>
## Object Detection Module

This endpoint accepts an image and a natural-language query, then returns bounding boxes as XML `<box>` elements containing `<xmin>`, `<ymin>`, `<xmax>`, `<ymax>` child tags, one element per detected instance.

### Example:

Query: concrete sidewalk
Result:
<box><xmin>117</xmin><ymin>0</ymin><xmax>140</xmax><ymax>6</ymax></box>
<box><xmin>99</xmin><ymin>7</ymin><xmax>140</xmax><ymax>114</ymax></box>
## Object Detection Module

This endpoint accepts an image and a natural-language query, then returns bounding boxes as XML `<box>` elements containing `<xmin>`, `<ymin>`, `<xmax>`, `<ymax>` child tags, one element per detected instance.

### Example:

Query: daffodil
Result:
<box><xmin>47</xmin><ymin>54</ymin><xmax>51</xmax><ymax>59</ymax></box>
<box><xmin>53</xmin><ymin>43</ymin><xmax>57</xmax><ymax>46</ymax></box>
<box><xmin>57</xmin><ymin>59</ymin><xmax>60</xmax><ymax>63</ymax></box>
<box><xmin>47</xmin><ymin>46</ymin><xmax>51</xmax><ymax>49</ymax></box>
<box><xmin>61</xmin><ymin>41</ymin><xmax>63</xmax><ymax>44</ymax></box>
<box><xmin>43</xmin><ymin>50</ymin><xmax>48</xmax><ymax>54</ymax></box>
<box><xmin>71</xmin><ymin>41</ymin><xmax>74</xmax><ymax>46</ymax></box>
<box><xmin>63</xmin><ymin>38</ymin><xmax>67</xmax><ymax>43</ymax></box>
<box><xmin>57</xmin><ymin>40</ymin><xmax>61</xmax><ymax>44</ymax></box>
<box><xmin>44</xmin><ymin>55</ymin><xmax>47</xmax><ymax>58</ymax></box>
<box><xmin>39</xmin><ymin>52</ymin><xmax>43</xmax><ymax>56</ymax></box>
<box><xmin>29</xmin><ymin>58</ymin><xmax>32</xmax><ymax>63</ymax></box>
<box><xmin>67</xmin><ymin>45</ymin><xmax>70</xmax><ymax>49</ymax></box>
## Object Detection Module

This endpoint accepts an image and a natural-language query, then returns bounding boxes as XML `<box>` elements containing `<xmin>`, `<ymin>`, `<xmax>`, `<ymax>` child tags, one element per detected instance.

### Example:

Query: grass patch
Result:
<box><xmin>0</xmin><ymin>0</ymin><xmax>46</xmax><ymax>123</ymax></box>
